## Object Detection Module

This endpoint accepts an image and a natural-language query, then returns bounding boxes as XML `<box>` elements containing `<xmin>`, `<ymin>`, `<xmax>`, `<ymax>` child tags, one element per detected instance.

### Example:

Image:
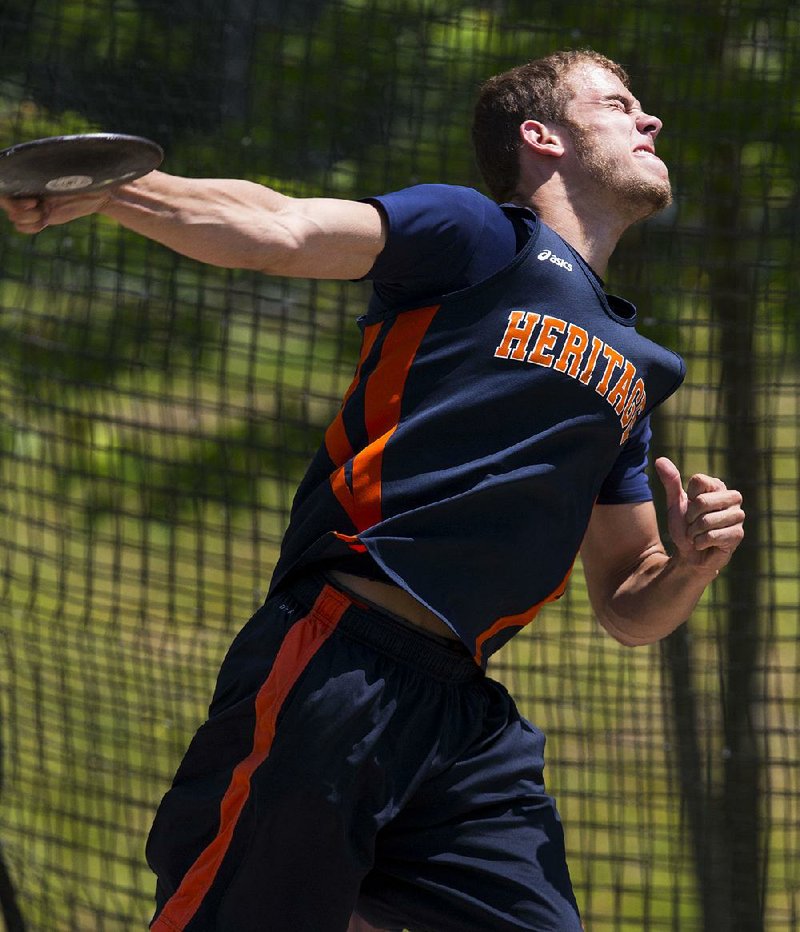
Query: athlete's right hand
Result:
<box><xmin>0</xmin><ymin>192</ymin><xmax>112</xmax><ymax>234</ymax></box>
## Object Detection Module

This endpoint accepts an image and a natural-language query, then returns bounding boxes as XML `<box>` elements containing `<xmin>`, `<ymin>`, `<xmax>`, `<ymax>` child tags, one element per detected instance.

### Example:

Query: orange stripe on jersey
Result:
<box><xmin>329</xmin><ymin>304</ymin><xmax>439</xmax><ymax>532</ymax></box>
<box><xmin>330</xmin><ymin>426</ymin><xmax>399</xmax><ymax>530</ymax></box>
<box><xmin>473</xmin><ymin>563</ymin><xmax>574</xmax><ymax>667</ymax></box>
<box><xmin>325</xmin><ymin>321</ymin><xmax>382</xmax><ymax>467</ymax></box>
<box><xmin>332</xmin><ymin>531</ymin><xmax>368</xmax><ymax>553</ymax></box>
<box><xmin>150</xmin><ymin>586</ymin><xmax>351</xmax><ymax>932</ymax></box>
<box><xmin>330</xmin><ymin>460</ymin><xmax>359</xmax><ymax>527</ymax></box>
<box><xmin>350</xmin><ymin>427</ymin><xmax>396</xmax><ymax>529</ymax></box>
<box><xmin>363</xmin><ymin>305</ymin><xmax>439</xmax><ymax>442</ymax></box>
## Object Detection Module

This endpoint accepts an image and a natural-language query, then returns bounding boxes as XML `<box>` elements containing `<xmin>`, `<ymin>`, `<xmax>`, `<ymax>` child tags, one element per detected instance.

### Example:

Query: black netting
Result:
<box><xmin>0</xmin><ymin>2</ymin><xmax>798</xmax><ymax>930</ymax></box>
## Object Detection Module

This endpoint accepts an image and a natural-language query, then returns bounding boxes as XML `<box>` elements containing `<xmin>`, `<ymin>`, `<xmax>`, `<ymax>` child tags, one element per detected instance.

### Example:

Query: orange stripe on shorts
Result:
<box><xmin>151</xmin><ymin>585</ymin><xmax>351</xmax><ymax>931</ymax></box>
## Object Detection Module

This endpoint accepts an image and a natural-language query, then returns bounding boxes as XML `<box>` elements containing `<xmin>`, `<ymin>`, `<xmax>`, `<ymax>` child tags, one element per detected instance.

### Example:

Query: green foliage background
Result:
<box><xmin>0</xmin><ymin>1</ymin><xmax>798</xmax><ymax>929</ymax></box>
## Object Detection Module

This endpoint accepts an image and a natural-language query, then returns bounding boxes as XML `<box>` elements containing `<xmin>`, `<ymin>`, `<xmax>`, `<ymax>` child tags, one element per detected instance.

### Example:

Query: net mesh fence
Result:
<box><xmin>0</xmin><ymin>1</ymin><xmax>798</xmax><ymax>929</ymax></box>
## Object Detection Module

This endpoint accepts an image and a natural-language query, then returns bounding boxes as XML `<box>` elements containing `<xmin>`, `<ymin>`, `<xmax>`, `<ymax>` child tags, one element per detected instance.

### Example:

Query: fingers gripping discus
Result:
<box><xmin>0</xmin><ymin>133</ymin><xmax>164</xmax><ymax>198</ymax></box>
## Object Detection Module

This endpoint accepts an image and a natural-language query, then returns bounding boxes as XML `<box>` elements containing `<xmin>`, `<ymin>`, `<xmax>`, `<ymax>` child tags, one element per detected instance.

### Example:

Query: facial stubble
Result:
<box><xmin>565</xmin><ymin>120</ymin><xmax>673</xmax><ymax>219</ymax></box>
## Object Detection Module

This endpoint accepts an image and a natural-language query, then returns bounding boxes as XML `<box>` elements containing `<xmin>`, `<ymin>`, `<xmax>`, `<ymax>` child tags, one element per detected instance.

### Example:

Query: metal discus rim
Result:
<box><xmin>0</xmin><ymin>132</ymin><xmax>164</xmax><ymax>198</ymax></box>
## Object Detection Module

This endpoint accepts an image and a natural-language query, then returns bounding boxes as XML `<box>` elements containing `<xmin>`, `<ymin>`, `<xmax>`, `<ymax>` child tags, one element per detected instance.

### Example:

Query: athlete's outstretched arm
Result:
<box><xmin>580</xmin><ymin>457</ymin><xmax>745</xmax><ymax>646</ymax></box>
<box><xmin>0</xmin><ymin>171</ymin><xmax>387</xmax><ymax>280</ymax></box>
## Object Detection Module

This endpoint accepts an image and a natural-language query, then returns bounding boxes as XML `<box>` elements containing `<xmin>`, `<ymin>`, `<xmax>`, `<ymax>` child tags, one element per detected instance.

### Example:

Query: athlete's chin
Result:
<box><xmin>646</xmin><ymin>176</ymin><xmax>672</xmax><ymax>203</ymax></box>
<box><xmin>632</xmin><ymin>170</ymin><xmax>672</xmax><ymax>214</ymax></box>
<box><xmin>637</xmin><ymin>187</ymin><xmax>672</xmax><ymax>220</ymax></box>
<box><xmin>651</xmin><ymin>180</ymin><xmax>672</xmax><ymax>210</ymax></box>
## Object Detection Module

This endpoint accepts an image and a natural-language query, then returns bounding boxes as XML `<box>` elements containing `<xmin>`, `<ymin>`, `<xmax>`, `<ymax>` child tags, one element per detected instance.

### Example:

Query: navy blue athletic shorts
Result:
<box><xmin>146</xmin><ymin>574</ymin><xmax>582</xmax><ymax>932</ymax></box>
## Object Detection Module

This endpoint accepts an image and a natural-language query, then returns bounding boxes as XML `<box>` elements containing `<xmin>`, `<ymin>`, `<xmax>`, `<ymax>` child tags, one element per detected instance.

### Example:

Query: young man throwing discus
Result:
<box><xmin>2</xmin><ymin>49</ymin><xmax>745</xmax><ymax>932</ymax></box>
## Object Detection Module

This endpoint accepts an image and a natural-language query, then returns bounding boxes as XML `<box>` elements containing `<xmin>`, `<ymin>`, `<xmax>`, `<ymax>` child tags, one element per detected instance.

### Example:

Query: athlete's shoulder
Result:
<box><xmin>367</xmin><ymin>183</ymin><xmax>502</xmax><ymax>234</ymax></box>
<box><xmin>373</xmin><ymin>182</ymin><xmax>492</xmax><ymax>202</ymax></box>
<box><xmin>363</xmin><ymin>184</ymin><xmax>520</xmax><ymax>295</ymax></box>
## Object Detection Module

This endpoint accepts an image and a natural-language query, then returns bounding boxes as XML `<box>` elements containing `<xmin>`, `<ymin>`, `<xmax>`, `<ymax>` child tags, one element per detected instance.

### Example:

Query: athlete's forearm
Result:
<box><xmin>594</xmin><ymin>547</ymin><xmax>718</xmax><ymax>646</ymax></box>
<box><xmin>583</xmin><ymin>460</ymin><xmax>744</xmax><ymax>647</ymax></box>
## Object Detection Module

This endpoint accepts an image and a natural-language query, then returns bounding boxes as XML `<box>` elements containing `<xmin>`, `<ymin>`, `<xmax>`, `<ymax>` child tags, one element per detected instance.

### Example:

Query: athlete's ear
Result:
<box><xmin>519</xmin><ymin>120</ymin><xmax>566</xmax><ymax>159</ymax></box>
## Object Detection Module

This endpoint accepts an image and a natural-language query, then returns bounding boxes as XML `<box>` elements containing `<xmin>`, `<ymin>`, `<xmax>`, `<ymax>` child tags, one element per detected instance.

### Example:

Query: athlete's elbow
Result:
<box><xmin>252</xmin><ymin>223</ymin><xmax>308</xmax><ymax>276</ymax></box>
<box><xmin>596</xmin><ymin>612</ymin><xmax>661</xmax><ymax>647</ymax></box>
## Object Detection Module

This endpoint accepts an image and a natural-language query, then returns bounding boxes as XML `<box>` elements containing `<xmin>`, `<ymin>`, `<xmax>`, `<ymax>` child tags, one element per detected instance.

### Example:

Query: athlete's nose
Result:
<box><xmin>637</xmin><ymin>111</ymin><xmax>663</xmax><ymax>140</ymax></box>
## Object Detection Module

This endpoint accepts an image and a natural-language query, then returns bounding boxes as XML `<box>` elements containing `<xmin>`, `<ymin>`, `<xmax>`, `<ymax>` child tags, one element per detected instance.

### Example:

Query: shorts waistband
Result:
<box><xmin>284</xmin><ymin>574</ymin><xmax>482</xmax><ymax>684</ymax></box>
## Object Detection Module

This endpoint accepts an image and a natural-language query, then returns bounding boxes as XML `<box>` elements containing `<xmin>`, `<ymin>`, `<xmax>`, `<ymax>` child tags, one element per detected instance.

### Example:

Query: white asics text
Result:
<box><xmin>537</xmin><ymin>249</ymin><xmax>573</xmax><ymax>272</ymax></box>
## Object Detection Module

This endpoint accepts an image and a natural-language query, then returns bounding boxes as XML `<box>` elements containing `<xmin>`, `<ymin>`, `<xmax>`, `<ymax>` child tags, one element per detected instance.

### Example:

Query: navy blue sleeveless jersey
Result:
<box><xmin>270</xmin><ymin>186</ymin><xmax>685</xmax><ymax>665</ymax></box>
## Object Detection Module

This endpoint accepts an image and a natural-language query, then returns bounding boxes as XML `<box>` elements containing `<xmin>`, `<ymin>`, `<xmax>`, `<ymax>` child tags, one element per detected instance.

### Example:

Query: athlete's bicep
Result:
<box><xmin>274</xmin><ymin>197</ymin><xmax>388</xmax><ymax>280</ymax></box>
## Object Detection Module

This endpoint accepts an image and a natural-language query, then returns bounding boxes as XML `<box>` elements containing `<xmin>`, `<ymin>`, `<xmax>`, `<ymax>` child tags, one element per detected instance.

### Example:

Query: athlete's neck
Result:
<box><xmin>516</xmin><ymin>187</ymin><xmax>629</xmax><ymax>277</ymax></box>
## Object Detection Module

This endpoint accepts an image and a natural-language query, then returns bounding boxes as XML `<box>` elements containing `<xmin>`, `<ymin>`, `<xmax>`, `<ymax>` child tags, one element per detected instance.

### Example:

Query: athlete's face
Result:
<box><xmin>559</xmin><ymin>64</ymin><xmax>672</xmax><ymax>217</ymax></box>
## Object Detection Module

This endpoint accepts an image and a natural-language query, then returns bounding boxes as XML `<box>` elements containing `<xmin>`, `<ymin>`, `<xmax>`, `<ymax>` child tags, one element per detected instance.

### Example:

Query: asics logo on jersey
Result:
<box><xmin>537</xmin><ymin>249</ymin><xmax>573</xmax><ymax>272</ymax></box>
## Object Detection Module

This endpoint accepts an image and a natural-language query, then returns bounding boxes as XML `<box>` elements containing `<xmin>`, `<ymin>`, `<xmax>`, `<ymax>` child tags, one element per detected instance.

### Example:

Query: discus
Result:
<box><xmin>0</xmin><ymin>133</ymin><xmax>164</xmax><ymax>198</ymax></box>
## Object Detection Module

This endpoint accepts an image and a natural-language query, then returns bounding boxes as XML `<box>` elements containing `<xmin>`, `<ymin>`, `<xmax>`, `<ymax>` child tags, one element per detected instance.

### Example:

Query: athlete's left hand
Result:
<box><xmin>654</xmin><ymin>457</ymin><xmax>745</xmax><ymax>575</ymax></box>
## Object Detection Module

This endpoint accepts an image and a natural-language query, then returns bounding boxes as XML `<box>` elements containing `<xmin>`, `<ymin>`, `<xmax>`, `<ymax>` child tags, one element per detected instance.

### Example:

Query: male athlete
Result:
<box><xmin>2</xmin><ymin>50</ymin><xmax>744</xmax><ymax>932</ymax></box>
